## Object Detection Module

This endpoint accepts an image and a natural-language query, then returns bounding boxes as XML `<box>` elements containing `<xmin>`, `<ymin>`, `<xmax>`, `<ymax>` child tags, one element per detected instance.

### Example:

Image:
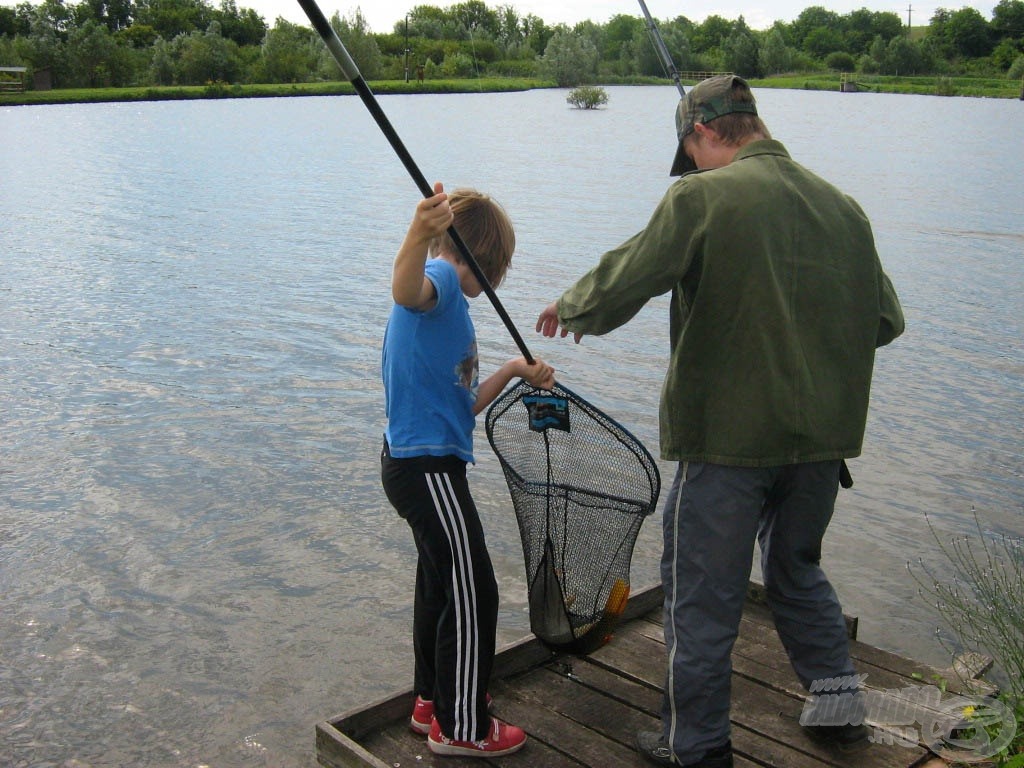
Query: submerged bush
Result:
<box><xmin>566</xmin><ymin>85</ymin><xmax>608</xmax><ymax>109</ymax></box>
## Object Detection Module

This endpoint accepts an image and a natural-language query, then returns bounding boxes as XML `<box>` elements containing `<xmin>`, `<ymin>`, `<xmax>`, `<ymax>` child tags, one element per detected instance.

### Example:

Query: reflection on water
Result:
<box><xmin>1</xmin><ymin>87</ymin><xmax>1021</xmax><ymax>767</ymax></box>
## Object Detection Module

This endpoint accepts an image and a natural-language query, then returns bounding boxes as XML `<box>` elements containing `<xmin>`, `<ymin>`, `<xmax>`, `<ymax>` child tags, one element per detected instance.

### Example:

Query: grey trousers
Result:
<box><xmin>661</xmin><ymin>461</ymin><xmax>856</xmax><ymax>764</ymax></box>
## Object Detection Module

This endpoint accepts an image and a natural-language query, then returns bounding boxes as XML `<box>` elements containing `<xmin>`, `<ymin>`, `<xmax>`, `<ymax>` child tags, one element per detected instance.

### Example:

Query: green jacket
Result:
<box><xmin>557</xmin><ymin>139</ymin><xmax>905</xmax><ymax>466</ymax></box>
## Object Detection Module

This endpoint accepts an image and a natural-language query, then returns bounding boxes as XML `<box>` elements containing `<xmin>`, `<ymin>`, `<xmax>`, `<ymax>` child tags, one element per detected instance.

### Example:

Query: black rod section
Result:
<box><xmin>296</xmin><ymin>0</ymin><xmax>534</xmax><ymax>363</ymax></box>
<box><xmin>637</xmin><ymin>0</ymin><xmax>686</xmax><ymax>99</ymax></box>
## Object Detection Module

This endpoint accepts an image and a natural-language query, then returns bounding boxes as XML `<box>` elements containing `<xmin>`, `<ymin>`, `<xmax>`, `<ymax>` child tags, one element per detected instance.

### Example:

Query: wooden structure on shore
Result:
<box><xmin>0</xmin><ymin>66</ymin><xmax>27</xmax><ymax>93</ymax></box>
<box><xmin>316</xmin><ymin>583</ymin><xmax>992</xmax><ymax>768</ymax></box>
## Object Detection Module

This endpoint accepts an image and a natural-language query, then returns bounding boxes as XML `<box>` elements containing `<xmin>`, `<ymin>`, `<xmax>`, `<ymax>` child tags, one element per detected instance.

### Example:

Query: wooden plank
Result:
<box><xmin>359</xmin><ymin>726</ymin><xmax>580</xmax><ymax>768</ymax></box>
<box><xmin>731</xmin><ymin>674</ymin><xmax>928</xmax><ymax>767</ymax></box>
<box><xmin>583</xmin><ymin>596</ymin><xmax>932</xmax><ymax>767</ymax></box>
<box><xmin>569</xmin><ymin>657</ymin><xmax>842</xmax><ymax>768</ymax></box>
<box><xmin>315</xmin><ymin>720</ymin><xmax>392</xmax><ymax>768</ymax></box>
<box><xmin>316</xmin><ymin>584</ymin><xmax>965</xmax><ymax>768</ymax></box>
<box><xmin>316</xmin><ymin>585</ymin><xmax>663</xmax><ymax>767</ymax></box>
<box><xmin>493</xmin><ymin>670</ymin><xmax>648</xmax><ymax>767</ymax></box>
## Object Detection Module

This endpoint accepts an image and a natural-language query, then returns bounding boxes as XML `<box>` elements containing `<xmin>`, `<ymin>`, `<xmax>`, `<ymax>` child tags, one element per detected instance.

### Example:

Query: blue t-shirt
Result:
<box><xmin>382</xmin><ymin>258</ymin><xmax>479</xmax><ymax>462</ymax></box>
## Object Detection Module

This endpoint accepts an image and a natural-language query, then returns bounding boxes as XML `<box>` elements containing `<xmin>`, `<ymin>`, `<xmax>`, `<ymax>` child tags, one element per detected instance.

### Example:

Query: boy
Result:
<box><xmin>381</xmin><ymin>182</ymin><xmax>553</xmax><ymax>758</ymax></box>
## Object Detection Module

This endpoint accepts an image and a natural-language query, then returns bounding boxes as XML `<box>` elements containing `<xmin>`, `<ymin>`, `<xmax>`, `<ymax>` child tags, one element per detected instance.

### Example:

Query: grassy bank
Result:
<box><xmin>0</xmin><ymin>78</ymin><xmax>550</xmax><ymax>107</ymax></box>
<box><xmin>2</xmin><ymin>73</ymin><xmax>1020</xmax><ymax>107</ymax></box>
<box><xmin>749</xmin><ymin>72</ymin><xmax>1022</xmax><ymax>98</ymax></box>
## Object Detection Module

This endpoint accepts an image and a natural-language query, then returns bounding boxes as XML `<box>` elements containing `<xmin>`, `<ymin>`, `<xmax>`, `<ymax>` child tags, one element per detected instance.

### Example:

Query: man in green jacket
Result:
<box><xmin>536</xmin><ymin>75</ymin><xmax>904</xmax><ymax>768</ymax></box>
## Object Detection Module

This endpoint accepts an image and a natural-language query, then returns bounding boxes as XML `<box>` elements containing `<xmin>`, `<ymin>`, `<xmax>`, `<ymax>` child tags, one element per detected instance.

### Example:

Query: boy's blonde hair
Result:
<box><xmin>430</xmin><ymin>189</ymin><xmax>515</xmax><ymax>289</ymax></box>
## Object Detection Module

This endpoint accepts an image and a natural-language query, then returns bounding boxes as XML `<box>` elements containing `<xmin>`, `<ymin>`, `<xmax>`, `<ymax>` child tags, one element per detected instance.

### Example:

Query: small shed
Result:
<box><xmin>0</xmin><ymin>66</ymin><xmax>27</xmax><ymax>92</ymax></box>
<box><xmin>33</xmin><ymin>66</ymin><xmax>53</xmax><ymax>91</ymax></box>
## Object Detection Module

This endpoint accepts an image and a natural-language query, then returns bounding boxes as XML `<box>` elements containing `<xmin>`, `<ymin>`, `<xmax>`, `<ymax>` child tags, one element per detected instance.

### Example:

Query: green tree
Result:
<box><xmin>601</xmin><ymin>12</ymin><xmax>642</xmax><ymax>61</ymax></box>
<box><xmin>521</xmin><ymin>13</ymin><xmax>551</xmax><ymax>57</ymax></box>
<box><xmin>65</xmin><ymin>17</ymin><xmax>116</xmax><ymax>84</ymax></box>
<box><xmin>758</xmin><ymin>27</ymin><xmax>793</xmax><ymax>74</ymax></box>
<box><xmin>992</xmin><ymin>37</ymin><xmax>1022</xmax><ymax>68</ymax></box>
<box><xmin>824</xmin><ymin>50</ymin><xmax>855</xmax><ymax>71</ymax></box>
<box><xmin>136</xmin><ymin>0</ymin><xmax>208</xmax><ymax>41</ymax></box>
<box><xmin>539</xmin><ymin>28</ymin><xmax>597</xmax><ymax>86</ymax></box>
<box><xmin>321</xmin><ymin>8</ymin><xmax>381</xmax><ymax>79</ymax></box>
<box><xmin>844</xmin><ymin>8</ymin><xmax>876</xmax><ymax>54</ymax></box>
<box><xmin>117</xmin><ymin>22</ymin><xmax>158</xmax><ymax>48</ymax></box>
<box><xmin>174</xmin><ymin>20</ymin><xmax>240</xmax><ymax>83</ymax></box>
<box><xmin>690</xmin><ymin>14</ymin><xmax>732</xmax><ymax>54</ymax></box>
<box><xmin>992</xmin><ymin>0</ymin><xmax>1024</xmax><ymax>43</ymax></box>
<box><xmin>403</xmin><ymin>5</ymin><xmax>445</xmax><ymax>39</ymax></box>
<box><xmin>660</xmin><ymin>17</ymin><xmax>696</xmax><ymax>70</ymax></box>
<box><xmin>22</xmin><ymin>0</ymin><xmax>69</xmax><ymax>82</ymax></box>
<box><xmin>450</xmin><ymin>0</ymin><xmax>498</xmax><ymax>38</ymax></box>
<box><xmin>721</xmin><ymin>16</ymin><xmax>759</xmax><ymax>76</ymax></box>
<box><xmin>211</xmin><ymin>0</ymin><xmax>266</xmax><ymax>47</ymax></box>
<box><xmin>149</xmin><ymin>34</ymin><xmax>173</xmax><ymax>83</ymax></box>
<box><xmin>33</xmin><ymin>0</ymin><xmax>72</xmax><ymax>37</ymax></box>
<box><xmin>790</xmin><ymin>5</ymin><xmax>841</xmax><ymax>51</ymax></box>
<box><xmin>631</xmin><ymin>23</ymin><xmax>671</xmax><ymax>77</ymax></box>
<box><xmin>0</xmin><ymin>4</ymin><xmax>33</xmax><ymax>36</ymax></box>
<box><xmin>572</xmin><ymin>19</ymin><xmax>603</xmax><ymax>63</ymax></box>
<box><xmin>868</xmin><ymin>33</ymin><xmax>888</xmax><ymax>70</ymax></box>
<box><xmin>1008</xmin><ymin>52</ymin><xmax>1024</xmax><ymax>76</ymax></box>
<box><xmin>946</xmin><ymin>7</ymin><xmax>993</xmax><ymax>57</ymax></box>
<box><xmin>259</xmin><ymin>16</ymin><xmax>317</xmax><ymax>83</ymax></box>
<box><xmin>886</xmin><ymin>35</ymin><xmax>924</xmax><ymax>74</ymax></box>
<box><xmin>494</xmin><ymin>3</ymin><xmax>522</xmax><ymax>49</ymax></box>
<box><xmin>803</xmin><ymin>25</ymin><xmax>845</xmax><ymax>58</ymax></box>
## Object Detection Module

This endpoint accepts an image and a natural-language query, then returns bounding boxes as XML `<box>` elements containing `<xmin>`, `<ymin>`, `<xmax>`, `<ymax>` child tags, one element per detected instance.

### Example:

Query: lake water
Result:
<box><xmin>1</xmin><ymin>86</ymin><xmax>1021</xmax><ymax>767</ymax></box>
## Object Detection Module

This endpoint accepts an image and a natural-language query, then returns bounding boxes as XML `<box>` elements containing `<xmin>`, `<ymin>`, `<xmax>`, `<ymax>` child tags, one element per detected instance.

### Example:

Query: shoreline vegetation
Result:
<box><xmin>2</xmin><ymin>73</ymin><xmax>1021</xmax><ymax>107</ymax></box>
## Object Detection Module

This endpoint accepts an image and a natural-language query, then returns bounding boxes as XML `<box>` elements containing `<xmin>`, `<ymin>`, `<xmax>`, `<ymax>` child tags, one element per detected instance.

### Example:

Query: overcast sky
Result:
<box><xmin>256</xmin><ymin>0</ymin><xmax>997</xmax><ymax>35</ymax></box>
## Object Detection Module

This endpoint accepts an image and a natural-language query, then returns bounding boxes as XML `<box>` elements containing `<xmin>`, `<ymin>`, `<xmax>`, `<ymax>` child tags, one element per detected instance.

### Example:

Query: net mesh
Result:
<box><xmin>485</xmin><ymin>380</ymin><xmax>660</xmax><ymax>654</ymax></box>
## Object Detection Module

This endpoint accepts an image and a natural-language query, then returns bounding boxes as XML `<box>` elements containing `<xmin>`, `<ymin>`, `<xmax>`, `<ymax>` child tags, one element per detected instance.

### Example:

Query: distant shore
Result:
<box><xmin>2</xmin><ymin>73</ymin><xmax>1020</xmax><ymax>107</ymax></box>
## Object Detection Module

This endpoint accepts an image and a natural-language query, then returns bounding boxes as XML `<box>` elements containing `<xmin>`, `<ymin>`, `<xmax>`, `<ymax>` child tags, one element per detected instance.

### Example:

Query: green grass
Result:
<box><xmin>750</xmin><ymin>72</ymin><xmax>1021</xmax><ymax>98</ymax></box>
<box><xmin>0</xmin><ymin>77</ymin><xmax>552</xmax><ymax>106</ymax></box>
<box><xmin>2</xmin><ymin>73</ymin><xmax>1019</xmax><ymax>106</ymax></box>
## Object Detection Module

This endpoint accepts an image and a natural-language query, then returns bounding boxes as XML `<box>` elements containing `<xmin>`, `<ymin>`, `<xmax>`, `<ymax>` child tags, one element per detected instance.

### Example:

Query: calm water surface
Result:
<box><xmin>1</xmin><ymin>86</ymin><xmax>1022</xmax><ymax>767</ymax></box>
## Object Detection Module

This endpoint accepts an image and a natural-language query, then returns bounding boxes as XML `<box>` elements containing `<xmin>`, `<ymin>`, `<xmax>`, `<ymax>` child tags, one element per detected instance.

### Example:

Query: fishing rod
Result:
<box><xmin>636</xmin><ymin>0</ymin><xmax>686</xmax><ymax>99</ymax></box>
<box><xmin>295</xmin><ymin>0</ymin><xmax>534</xmax><ymax>364</ymax></box>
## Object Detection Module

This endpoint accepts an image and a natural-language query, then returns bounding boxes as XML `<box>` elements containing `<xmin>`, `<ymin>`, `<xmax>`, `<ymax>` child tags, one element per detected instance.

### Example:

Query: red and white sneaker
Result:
<box><xmin>410</xmin><ymin>696</ymin><xmax>434</xmax><ymax>735</ymax></box>
<box><xmin>409</xmin><ymin>694</ymin><xmax>493</xmax><ymax>735</ymax></box>
<box><xmin>427</xmin><ymin>716</ymin><xmax>526</xmax><ymax>757</ymax></box>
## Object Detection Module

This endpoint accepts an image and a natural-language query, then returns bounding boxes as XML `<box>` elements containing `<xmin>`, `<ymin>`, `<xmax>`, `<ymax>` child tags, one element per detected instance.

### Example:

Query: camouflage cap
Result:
<box><xmin>670</xmin><ymin>74</ymin><xmax>758</xmax><ymax>176</ymax></box>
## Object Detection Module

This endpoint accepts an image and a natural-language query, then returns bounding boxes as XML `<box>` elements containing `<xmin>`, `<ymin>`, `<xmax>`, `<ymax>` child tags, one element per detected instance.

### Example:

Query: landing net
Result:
<box><xmin>485</xmin><ymin>381</ymin><xmax>660</xmax><ymax>654</ymax></box>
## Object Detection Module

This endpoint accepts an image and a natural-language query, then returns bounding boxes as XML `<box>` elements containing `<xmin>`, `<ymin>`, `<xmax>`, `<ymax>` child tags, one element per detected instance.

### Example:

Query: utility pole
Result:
<box><xmin>906</xmin><ymin>4</ymin><xmax>912</xmax><ymax>35</ymax></box>
<box><xmin>404</xmin><ymin>14</ymin><xmax>410</xmax><ymax>83</ymax></box>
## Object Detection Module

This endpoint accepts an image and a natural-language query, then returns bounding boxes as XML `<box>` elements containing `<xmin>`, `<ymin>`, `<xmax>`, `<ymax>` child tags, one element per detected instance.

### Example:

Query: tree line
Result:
<box><xmin>1</xmin><ymin>0</ymin><xmax>1022</xmax><ymax>90</ymax></box>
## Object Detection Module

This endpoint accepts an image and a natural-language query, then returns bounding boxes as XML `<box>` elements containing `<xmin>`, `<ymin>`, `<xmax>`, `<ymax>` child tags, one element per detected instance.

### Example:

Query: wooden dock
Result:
<box><xmin>316</xmin><ymin>584</ymin><xmax>990</xmax><ymax>768</ymax></box>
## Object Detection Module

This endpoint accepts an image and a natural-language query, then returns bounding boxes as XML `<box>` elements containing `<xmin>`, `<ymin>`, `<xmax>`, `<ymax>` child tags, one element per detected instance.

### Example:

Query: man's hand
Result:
<box><xmin>536</xmin><ymin>302</ymin><xmax>583</xmax><ymax>343</ymax></box>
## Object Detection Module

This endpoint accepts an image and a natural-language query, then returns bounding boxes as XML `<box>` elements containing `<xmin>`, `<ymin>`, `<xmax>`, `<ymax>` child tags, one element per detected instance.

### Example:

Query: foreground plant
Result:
<box><xmin>910</xmin><ymin>509</ymin><xmax>1024</xmax><ymax>766</ymax></box>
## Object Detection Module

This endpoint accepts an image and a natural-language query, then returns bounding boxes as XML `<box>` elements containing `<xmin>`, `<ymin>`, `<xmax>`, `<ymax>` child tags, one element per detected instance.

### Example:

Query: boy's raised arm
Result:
<box><xmin>392</xmin><ymin>182</ymin><xmax>453</xmax><ymax>310</ymax></box>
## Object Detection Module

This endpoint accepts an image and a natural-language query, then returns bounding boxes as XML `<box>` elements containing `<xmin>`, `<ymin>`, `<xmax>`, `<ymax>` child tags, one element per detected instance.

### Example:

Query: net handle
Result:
<box><xmin>295</xmin><ymin>0</ymin><xmax>534</xmax><ymax>364</ymax></box>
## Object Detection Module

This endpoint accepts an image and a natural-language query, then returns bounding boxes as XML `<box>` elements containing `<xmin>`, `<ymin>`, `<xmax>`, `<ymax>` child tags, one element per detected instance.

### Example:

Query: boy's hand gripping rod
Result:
<box><xmin>295</xmin><ymin>0</ymin><xmax>534</xmax><ymax>364</ymax></box>
<box><xmin>636</xmin><ymin>0</ymin><xmax>686</xmax><ymax>99</ymax></box>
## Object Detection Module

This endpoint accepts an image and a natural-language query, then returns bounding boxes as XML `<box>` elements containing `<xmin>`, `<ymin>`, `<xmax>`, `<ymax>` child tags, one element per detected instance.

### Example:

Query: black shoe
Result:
<box><xmin>634</xmin><ymin>732</ymin><xmax>733</xmax><ymax>767</ymax></box>
<box><xmin>635</xmin><ymin>731</ymin><xmax>672</xmax><ymax>766</ymax></box>
<box><xmin>802</xmin><ymin>723</ymin><xmax>870</xmax><ymax>753</ymax></box>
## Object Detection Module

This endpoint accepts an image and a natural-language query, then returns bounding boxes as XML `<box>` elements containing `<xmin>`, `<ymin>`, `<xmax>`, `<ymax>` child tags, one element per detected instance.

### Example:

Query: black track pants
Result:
<box><xmin>381</xmin><ymin>440</ymin><xmax>498</xmax><ymax>742</ymax></box>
